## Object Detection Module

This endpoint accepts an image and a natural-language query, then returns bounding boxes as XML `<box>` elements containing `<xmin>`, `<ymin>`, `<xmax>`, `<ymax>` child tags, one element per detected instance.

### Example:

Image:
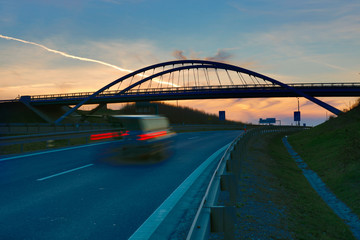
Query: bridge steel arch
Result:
<box><xmin>55</xmin><ymin>60</ymin><xmax>342</xmax><ymax>124</ymax></box>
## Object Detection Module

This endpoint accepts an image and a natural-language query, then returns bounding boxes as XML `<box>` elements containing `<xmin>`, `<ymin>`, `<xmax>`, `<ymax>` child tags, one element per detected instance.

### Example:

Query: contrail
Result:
<box><xmin>0</xmin><ymin>34</ymin><xmax>132</xmax><ymax>73</ymax></box>
<box><xmin>0</xmin><ymin>34</ymin><xmax>179</xmax><ymax>87</ymax></box>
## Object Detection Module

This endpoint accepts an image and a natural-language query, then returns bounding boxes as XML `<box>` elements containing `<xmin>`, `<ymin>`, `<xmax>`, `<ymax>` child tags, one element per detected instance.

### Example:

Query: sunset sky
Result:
<box><xmin>0</xmin><ymin>0</ymin><xmax>359</xmax><ymax>126</ymax></box>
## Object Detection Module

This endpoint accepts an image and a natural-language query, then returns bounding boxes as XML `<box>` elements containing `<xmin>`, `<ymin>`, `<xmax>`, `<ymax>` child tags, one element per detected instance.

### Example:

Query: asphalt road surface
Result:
<box><xmin>0</xmin><ymin>130</ymin><xmax>241</xmax><ymax>240</ymax></box>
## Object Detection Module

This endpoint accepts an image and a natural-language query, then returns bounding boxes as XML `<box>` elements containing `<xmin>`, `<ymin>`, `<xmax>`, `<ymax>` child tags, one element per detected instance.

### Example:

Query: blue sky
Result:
<box><xmin>0</xmin><ymin>0</ymin><xmax>359</xmax><ymax>125</ymax></box>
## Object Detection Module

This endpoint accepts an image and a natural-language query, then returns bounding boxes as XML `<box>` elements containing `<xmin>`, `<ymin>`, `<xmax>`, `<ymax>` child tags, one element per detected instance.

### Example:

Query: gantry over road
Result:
<box><xmin>1</xmin><ymin>60</ymin><xmax>360</xmax><ymax>124</ymax></box>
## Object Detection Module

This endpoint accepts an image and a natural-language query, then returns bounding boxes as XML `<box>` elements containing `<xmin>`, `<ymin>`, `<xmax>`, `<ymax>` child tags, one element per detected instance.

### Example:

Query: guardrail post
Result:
<box><xmin>210</xmin><ymin>206</ymin><xmax>236</xmax><ymax>240</ymax></box>
<box><xmin>226</xmin><ymin>158</ymin><xmax>240</xmax><ymax>178</ymax></box>
<box><xmin>230</xmin><ymin>151</ymin><xmax>235</xmax><ymax>160</ymax></box>
<box><xmin>220</xmin><ymin>174</ymin><xmax>237</xmax><ymax>205</ymax></box>
<box><xmin>226</xmin><ymin>159</ymin><xmax>234</xmax><ymax>173</ymax></box>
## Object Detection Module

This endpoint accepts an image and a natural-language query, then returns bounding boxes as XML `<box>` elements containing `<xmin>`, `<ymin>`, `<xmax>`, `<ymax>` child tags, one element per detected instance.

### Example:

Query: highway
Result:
<box><xmin>0</xmin><ymin>130</ymin><xmax>241</xmax><ymax>240</ymax></box>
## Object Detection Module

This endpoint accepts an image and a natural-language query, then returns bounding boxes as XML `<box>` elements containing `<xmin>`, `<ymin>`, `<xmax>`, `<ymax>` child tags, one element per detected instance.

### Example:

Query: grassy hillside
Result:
<box><xmin>288</xmin><ymin>101</ymin><xmax>360</xmax><ymax>217</ymax></box>
<box><xmin>267</xmin><ymin>133</ymin><xmax>354</xmax><ymax>239</ymax></box>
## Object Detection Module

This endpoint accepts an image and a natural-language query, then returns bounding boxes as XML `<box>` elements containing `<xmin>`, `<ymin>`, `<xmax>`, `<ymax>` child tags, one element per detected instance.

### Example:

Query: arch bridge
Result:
<box><xmin>11</xmin><ymin>60</ymin><xmax>360</xmax><ymax>124</ymax></box>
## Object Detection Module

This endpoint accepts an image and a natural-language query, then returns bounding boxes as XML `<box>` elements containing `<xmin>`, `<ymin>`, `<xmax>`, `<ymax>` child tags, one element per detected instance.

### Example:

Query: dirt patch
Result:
<box><xmin>234</xmin><ymin>134</ymin><xmax>292</xmax><ymax>239</ymax></box>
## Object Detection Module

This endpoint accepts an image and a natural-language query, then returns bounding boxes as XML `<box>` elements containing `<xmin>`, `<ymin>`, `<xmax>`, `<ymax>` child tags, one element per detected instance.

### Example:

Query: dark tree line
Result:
<box><xmin>83</xmin><ymin>102</ymin><xmax>242</xmax><ymax>125</ymax></box>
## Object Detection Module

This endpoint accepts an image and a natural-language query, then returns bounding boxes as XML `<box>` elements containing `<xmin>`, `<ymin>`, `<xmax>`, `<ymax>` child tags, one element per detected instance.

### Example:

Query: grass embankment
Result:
<box><xmin>266</xmin><ymin>132</ymin><xmax>355</xmax><ymax>239</ymax></box>
<box><xmin>288</xmin><ymin>105</ymin><xmax>360</xmax><ymax>219</ymax></box>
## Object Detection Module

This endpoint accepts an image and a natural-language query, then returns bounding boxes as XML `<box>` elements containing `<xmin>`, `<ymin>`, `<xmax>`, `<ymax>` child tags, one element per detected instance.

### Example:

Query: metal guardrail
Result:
<box><xmin>0</xmin><ymin>123</ymin><xmax>243</xmax><ymax>136</ymax></box>
<box><xmin>0</xmin><ymin>123</ymin><xmax>121</xmax><ymax>136</ymax></box>
<box><xmin>0</xmin><ymin>128</ymin><xmax>123</xmax><ymax>155</ymax></box>
<box><xmin>171</xmin><ymin>124</ymin><xmax>244</xmax><ymax>132</ymax></box>
<box><xmin>186</xmin><ymin>132</ymin><xmax>242</xmax><ymax>240</ymax></box>
<box><xmin>186</xmin><ymin>126</ymin><xmax>306</xmax><ymax>240</ymax></box>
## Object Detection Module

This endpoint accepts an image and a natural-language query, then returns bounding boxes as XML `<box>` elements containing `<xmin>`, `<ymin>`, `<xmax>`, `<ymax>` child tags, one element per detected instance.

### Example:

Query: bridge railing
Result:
<box><xmin>9</xmin><ymin>82</ymin><xmax>360</xmax><ymax>102</ymax></box>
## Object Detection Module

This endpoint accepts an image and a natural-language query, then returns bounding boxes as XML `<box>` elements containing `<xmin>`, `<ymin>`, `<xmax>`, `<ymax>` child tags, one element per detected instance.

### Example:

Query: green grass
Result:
<box><xmin>267</xmin><ymin>132</ymin><xmax>355</xmax><ymax>240</ymax></box>
<box><xmin>288</xmin><ymin>106</ymin><xmax>360</xmax><ymax>218</ymax></box>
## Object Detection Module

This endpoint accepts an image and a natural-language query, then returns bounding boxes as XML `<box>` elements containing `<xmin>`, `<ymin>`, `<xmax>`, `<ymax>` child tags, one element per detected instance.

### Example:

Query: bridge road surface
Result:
<box><xmin>0</xmin><ymin>130</ymin><xmax>241</xmax><ymax>240</ymax></box>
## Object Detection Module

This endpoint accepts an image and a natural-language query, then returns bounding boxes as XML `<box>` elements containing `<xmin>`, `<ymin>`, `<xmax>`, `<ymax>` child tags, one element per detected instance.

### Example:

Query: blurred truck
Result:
<box><xmin>104</xmin><ymin>115</ymin><xmax>175</xmax><ymax>163</ymax></box>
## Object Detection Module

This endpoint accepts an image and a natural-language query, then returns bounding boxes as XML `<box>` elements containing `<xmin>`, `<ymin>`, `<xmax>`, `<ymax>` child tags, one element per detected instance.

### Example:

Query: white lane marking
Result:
<box><xmin>36</xmin><ymin>164</ymin><xmax>94</xmax><ymax>181</ymax></box>
<box><xmin>129</xmin><ymin>143</ymin><xmax>230</xmax><ymax>240</ymax></box>
<box><xmin>0</xmin><ymin>141</ymin><xmax>118</xmax><ymax>162</ymax></box>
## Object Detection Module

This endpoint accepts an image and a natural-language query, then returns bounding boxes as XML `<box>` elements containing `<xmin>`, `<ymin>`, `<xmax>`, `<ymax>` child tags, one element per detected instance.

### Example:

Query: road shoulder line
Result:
<box><xmin>36</xmin><ymin>164</ymin><xmax>94</xmax><ymax>181</ymax></box>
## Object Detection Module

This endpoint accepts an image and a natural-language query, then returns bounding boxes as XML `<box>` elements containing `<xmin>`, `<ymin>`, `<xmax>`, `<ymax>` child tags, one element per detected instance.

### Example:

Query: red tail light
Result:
<box><xmin>90</xmin><ymin>131</ymin><xmax>129</xmax><ymax>141</ymax></box>
<box><xmin>137</xmin><ymin>131</ymin><xmax>167</xmax><ymax>141</ymax></box>
<box><xmin>121</xmin><ymin>131</ymin><xmax>130</xmax><ymax>136</ymax></box>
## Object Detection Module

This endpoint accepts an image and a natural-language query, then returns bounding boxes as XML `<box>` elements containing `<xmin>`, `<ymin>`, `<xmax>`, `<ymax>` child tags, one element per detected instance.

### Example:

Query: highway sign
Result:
<box><xmin>219</xmin><ymin>111</ymin><xmax>225</xmax><ymax>121</ymax></box>
<box><xmin>294</xmin><ymin>111</ymin><xmax>301</xmax><ymax>122</ymax></box>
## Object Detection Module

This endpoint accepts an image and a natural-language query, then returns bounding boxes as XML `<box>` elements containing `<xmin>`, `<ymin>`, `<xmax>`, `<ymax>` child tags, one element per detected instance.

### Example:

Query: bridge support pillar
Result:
<box><xmin>19</xmin><ymin>100</ymin><xmax>54</xmax><ymax>123</ymax></box>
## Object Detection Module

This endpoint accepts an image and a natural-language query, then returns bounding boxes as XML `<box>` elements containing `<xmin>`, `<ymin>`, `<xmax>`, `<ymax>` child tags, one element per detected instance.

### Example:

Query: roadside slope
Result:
<box><xmin>235</xmin><ymin>132</ymin><xmax>355</xmax><ymax>239</ymax></box>
<box><xmin>288</xmin><ymin>104</ymin><xmax>360</xmax><ymax>219</ymax></box>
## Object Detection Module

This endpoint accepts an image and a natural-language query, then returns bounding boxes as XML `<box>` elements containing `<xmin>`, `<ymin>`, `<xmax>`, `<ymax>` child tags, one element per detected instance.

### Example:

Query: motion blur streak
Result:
<box><xmin>0</xmin><ymin>34</ymin><xmax>179</xmax><ymax>87</ymax></box>
<box><xmin>137</xmin><ymin>131</ymin><xmax>168</xmax><ymax>141</ymax></box>
<box><xmin>90</xmin><ymin>131</ymin><xmax>128</xmax><ymax>141</ymax></box>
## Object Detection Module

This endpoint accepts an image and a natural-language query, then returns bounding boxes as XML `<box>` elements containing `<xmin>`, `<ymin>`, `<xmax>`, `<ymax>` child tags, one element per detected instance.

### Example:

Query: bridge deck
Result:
<box><xmin>2</xmin><ymin>83</ymin><xmax>360</xmax><ymax>105</ymax></box>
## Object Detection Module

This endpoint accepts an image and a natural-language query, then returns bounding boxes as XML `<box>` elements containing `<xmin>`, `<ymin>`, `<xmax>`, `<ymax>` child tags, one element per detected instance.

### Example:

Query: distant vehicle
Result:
<box><xmin>107</xmin><ymin>115</ymin><xmax>175</xmax><ymax>163</ymax></box>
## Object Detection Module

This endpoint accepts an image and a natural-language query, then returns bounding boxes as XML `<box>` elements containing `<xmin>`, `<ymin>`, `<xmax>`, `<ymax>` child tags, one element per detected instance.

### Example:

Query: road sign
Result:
<box><xmin>259</xmin><ymin>118</ymin><xmax>276</xmax><ymax>124</ymax></box>
<box><xmin>294</xmin><ymin>111</ymin><xmax>301</xmax><ymax>122</ymax></box>
<box><xmin>219</xmin><ymin>111</ymin><xmax>225</xmax><ymax>121</ymax></box>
